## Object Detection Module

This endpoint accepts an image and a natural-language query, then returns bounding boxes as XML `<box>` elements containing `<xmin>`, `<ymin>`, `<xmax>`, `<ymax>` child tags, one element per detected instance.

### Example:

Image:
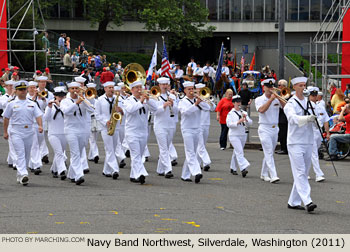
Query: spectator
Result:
<box><xmin>94</xmin><ymin>53</ymin><xmax>102</xmax><ymax>71</ymax></box>
<box><xmin>215</xmin><ymin>89</ymin><xmax>234</xmax><ymax>150</ymax></box>
<box><xmin>271</xmin><ymin>70</ymin><xmax>277</xmax><ymax>80</ymax></box>
<box><xmin>58</xmin><ymin>33</ymin><xmax>65</xmax><ymax>59</ymax></box>
<box><xmin>335</xmin><ymin>97</ymin><xmax>350</xmax><ymax>114</ymax></box>
<box><xmin>63</xmin><ymin>51</ymin><xmax>73</xmax><ymax>69</ymax></box>
<box><xmin>299</xmin><ymin>61</ymin><xmax>304</xmax><ymax>71</ymax></box>
<box><xmin>329</xmin><ymin>83</ymin><xmax>337</xmax><ymax>100</ymax></box>
<box><xmin>41</xmin><ymin>31</ymin><xmax>50</xmax><ymax>54</ymax></box>
<box><xmin>43</xmin><ymin>67</ymin><xmax>53</xmax><ymax>84</ymax></box>
<box><xmin>71</xmin><ymin>51</ymin><xmax>80</xmax><ymax>69</ymax></box>
<box><xmin>100</xmin><ymin>67</ymin><xmax>114</xmax><ymax>84</ymax></box>
<box><xmin>78</xmin><ymin>41</ymin><xmax>86</xmax><ymax>54</ymax></box>
<box><xmin>117</xmin><ymin>61</ymin><xmax>123</xmax><ymax>70</ymax></box>
<box><xmin>344</xmin><ymin>84</ymin><xmax>350</xmax><ymax>97</ymax></box>
<box><xmin>65</xmin><ymin>37</ymin><xmax>71</xmax><ymax>52</ymax></box>
<box><xmin>12</xmin><ymin>66</ymin><xmax>20</xmax><ymax>80</ymax></box>
<box><xmin>33</xmin><ymin>70</ymin><xmax>42</xmax><ymax>79</ymax></box>
<box><xmin>1</xmin><ymin>68</ymin><xmax>10</xmax><ymax>82</ymax></box>
<box><xmin>238</xmin><ymin>82</ymin><xmax>252</xmax><ymax>112</ymax></box>
<box><xmin>331</xmin><ymin>88</ymin><xmax>345</xmax><ymax>114</ymax></box>
<box><xmin>0</xmin><ymin>79</ymin><xmax>5</xmax><ymax>95</ymax></box>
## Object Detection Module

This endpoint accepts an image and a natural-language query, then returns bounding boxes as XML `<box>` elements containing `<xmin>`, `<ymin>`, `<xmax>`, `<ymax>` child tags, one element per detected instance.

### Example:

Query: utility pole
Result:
<box><xmin>278</xmin><ymin>0</ymin><xmax>285</xmax><ymax>80</ymax></box>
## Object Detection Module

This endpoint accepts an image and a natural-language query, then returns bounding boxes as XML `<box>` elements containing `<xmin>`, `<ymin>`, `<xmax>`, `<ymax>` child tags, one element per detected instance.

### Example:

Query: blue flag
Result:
<box><xmin>146</xmin><ymin>42</ymin><xmax>157</xmax><ymax>81</ymax></box>
<box><xmin>215</xmin><ymin>43</ymin><xmax>224</xmax><ymax>82</ymax></box>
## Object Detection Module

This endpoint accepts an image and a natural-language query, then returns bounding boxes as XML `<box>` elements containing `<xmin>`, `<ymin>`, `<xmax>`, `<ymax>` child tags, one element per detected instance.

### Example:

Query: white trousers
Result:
<box><xmin>258</xmin><ymin>125</ymin><xmax>279</xmax><ymax>178</ymax></box>
<box><xmin>10</xmin><ymin>128</ymin><xmax>33</xmax><ymax>177</ymax></box>
<box><xmin>48</xmin><ymin>134</ymin><xmax>67</xmax><ymax>174</ymax></box>
<box><xmin>287</xmin><ymin>144</ymin><xmax>313</xmax><ymax>206</ymax></box>
<box><xmin>126</xmin><ymin>134</ymin><xmax>148</xmax><ymax>179</ymax></box>
<box><xmin>169</xmin><ymin>124</ymin><xmax>178</xmax><ymax>161</ymax></box>
<box><xmin>65</xmin><ymin>133</ymin><xmax>89</xmax><ymax>181</ymax></box>
<box><xmin>7</xmin><ymin>129</ymin><xmax>17</xmax><ymax>166</ymax></box>
<box><xmin>101</xmin><ymin>129</ymin><xmax>119</xmax><ymax>175</ymax></box>
<box><xmin>29</xmin><ymin>128</ymin><xmax>42</xmax><ymax>169</ymax></box>
<box><xmin>154</xmin><ymin>127</ymin><xmax>174</xmax><ymax>174</ymax></box>
<box><xmin>81</xmin><ymin>147</ymin><xmax>89</xmax><ymax>170</ymax></box>
<box><xmin>115</xmin><ymin>125</ymin><xmax>126</xmax><ymax>162</ymax></box>
<box><xmin>88</xmin><ymin>131</ymin><xmax>99</xmax><ymax>160</ymax></box>
<box><xmin>181</xmin><ymin>128</ymin><xmax>202</xmax><ymax>180</ymax></box>
<box><xmin>310</xmin><ymin>133</ymin><xmax>324</xmax><ymax>177</ymax></box>
<box><xmin>38</xmin><ymin>130</ymin><xmax>49</xmax><ymax>158</ymax></box>
<box><xmin>229</xmin><ymin>134</ymin><xmax>250</xmax><ymax>171</ymax></box>
<box><xmin>197</xmin><ymin>125</ymin><xmax>211</xmax><ymax>166</ymax></box>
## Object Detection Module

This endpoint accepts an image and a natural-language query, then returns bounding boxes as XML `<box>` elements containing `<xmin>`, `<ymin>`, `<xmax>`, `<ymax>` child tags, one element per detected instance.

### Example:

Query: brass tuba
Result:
<box><xmin>123</xmin><ymin>63</ymin><xmax>146</xmax><ymax>87</ymax></box>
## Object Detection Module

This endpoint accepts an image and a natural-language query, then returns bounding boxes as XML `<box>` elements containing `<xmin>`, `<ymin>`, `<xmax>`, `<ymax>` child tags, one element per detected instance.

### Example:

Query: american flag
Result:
<box><xmin>161</xmin><ymin>41</ymin><xmax>173</xmax><ymax>79</ymax></box>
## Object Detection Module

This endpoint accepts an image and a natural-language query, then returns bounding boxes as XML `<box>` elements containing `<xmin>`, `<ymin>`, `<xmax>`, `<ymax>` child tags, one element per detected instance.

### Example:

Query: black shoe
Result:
<box><xmin>195</xmin><ymin>174</ymin><xmax>203</xmax><ymax>184</ymax></box>
<box><xmin>288</xmin><ymin>204</ymin><xmax>305</xmax><ymax>210</ymax></box>
<box><xmin>119</xmin><ymin>159</ymin><xmax>126</xmax><ymax>168</ymax></box>
<box><xmin>139</xmin><ymin>175</ymin><xmax>145</xmax><ymax>184</ymax></box>
<box><xmin>171</xmin><ymin>160</ymin><xmax>178</xmax><ymax>166</ymax></box>
<box><xmin>325</xmin><ymin>155</ymin><xmax>339</xmax><ymax>161</ymax></box>
<box><xmin>276</xmin><ymin>150</ymin><xmax>288</xmax><ymax>155</ymax></box>
<box><xmin>165</xmin><ymin>171</ymin><xmax>174</xmax><ymax>179</ymax></box>
<box><xmin>145</xmin><ymin>157</ymin><xmax>149</xmax><ymax>162</ymax></box>
<box><xmin>241</xmin><ymin>169</ymin><xmax>248</xmax><ymax>178</ymax></box>
<box><xmin>181</xmin><ymin>178</ymin><xmax>192</xmax><ymax>182</ymax></box>
<box><xmin>75</xmin><ymin>176</ymin><xmax>85</xmax><ymax>185</ymax></box>
<box><xmin>34</xmin><ymin>168</ymin><xmax>41</xmax><ymax>175</ymax></box>
<box><xmin>53</xmin><ymin>172</ymin><xmax>58</xmax><ymax>178</ymax></box>
<box><xmin>158</xmin><ymin>173</ymin><xmax>165</xmax><ymax>176</ymax></box>
<box><xmin>102</xmin><ymin>173</ymin><xmax>112</xmax><ymax>178</ymax></box>
<box><xmin>125</xmin><ymin>150</ymin><xmax>130</xmax><ymax>158</ymax></box>
<box><xmin>13</xmin><ymin>166</ymin><xmax>17</xmax><ymax>170</ymax></box>
<box><xmin>83</xmin><ymin>169</ymin><xmax>90</xmax><ymax>174</ymax></box>
<box><xmin>8</xmin><ymin>164</ymin><xmax>13</xmax><ymax>168</ymax></box>
<box><xmin>130</xmin><ymin>178</ymin><xmax>139</xmax><ymax>183</ymax></box>
<box><xmin>306</xmin><ymin>202</ymin><xmax>317</xmax><ymax>213</ymax></box>
<box><xmin>70</xmin><ymin>179</ymin><xmax>75</xmax><ymax>183</ymax></box>
<box><xmin>112</xmin><ymin>172</ymin><xmax>119</xmax><ymax>180</ymax></box>
<box><xmin>203</xmin><ymin>165</ymin><xmax>210</xmax><ymax>171</ymax></box>
<box><xmin>232</xmin><ymin>170</ymin><xmax>238</xmax><ymax>175</ymax></box>
<box><xmin>94</xmin><ymin>156</ymin><xmax>99</xmax><ymax>164</ymax></box>
<box><xmin>42</xmin><ymin>155</ymin><xmax>49</xmax><ymax>164</ymax></box>
<box><xmin>30</xmin><ymin>168</ymin><xmax>34</xmax><ymax>173</ymax></box>
<box><xmin>60</xmin><ymin>171</ymin><xmax>66</xmax><ymax>180</ymax></box>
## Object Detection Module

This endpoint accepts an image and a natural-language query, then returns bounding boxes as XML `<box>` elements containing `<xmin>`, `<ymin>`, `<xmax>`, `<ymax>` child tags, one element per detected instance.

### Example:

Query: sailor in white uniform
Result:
<box><xmin>178</xmin><ymin>81</ymin><xmax>210</xmax><ymax>183</ymax></box>
<box><xmin>117</xmin><ymin>82</ymin><xmax>129</xmax><ymax>165</ymax></box>
<box><xmin>123</xmin><ymin>80</ymin><xmax>158</xmax><ymax>184</ymax></box>
<box><xmin>113</xmin><ymin>84</ymin><xmax>126</xmax><ymax>168</ymax></box>
<box><xmin>153</xmin><ymin>77</ymin><xmax>177</xmax><ymax>178</ymax></box>
<box><xmin>3</xmin><ymin>80</ymin><xmax>43</xmax><ymax>185</ymax></box>
<box><xmin>226</xmin><ymin>95</ymin><xmax>253</xmax><ymax>176</ymax></box>
<box><xmin>168</xmin><ymin>86</ymin><xmax>179</xmax><ymax>166</ymax></box>
<box><xmin>255</xmin><ymin>79</ymin><xmax>285</xmax><ymax>183</ymax></box>
<box><xmin>195</xmin><ymin>83</ymin><xmax>216</xmax><ymax>171</ymax></box>
<box><xmin>60</xmin><ymin>82</ymin><xmax>95</xmax><ymax>185</ymax></box>
<box><xmin>43</xmin><ymin>86</ymin><xmax>68</xmax><ymax>180</ymax></box>
<box><xmin>95</xmin><ymin>81</ymin><xmax>124</xmax><ymax>179</ymax></box>
<box><xmin>284</xmin><ymin>77</ymin><xmax>318</xmax><ymax>213</ymax></box>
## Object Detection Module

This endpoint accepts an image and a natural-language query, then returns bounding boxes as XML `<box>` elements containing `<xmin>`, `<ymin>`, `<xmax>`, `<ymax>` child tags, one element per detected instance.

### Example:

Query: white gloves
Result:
<box><xmin>307</xmin><ymin>115</ymin><xmax>317</xmax><ymax>122</ymax></box>
<box><xmin>298</xmin><ymin>115</ymin><xmax>317</xmax><ymax>127</ymax></box>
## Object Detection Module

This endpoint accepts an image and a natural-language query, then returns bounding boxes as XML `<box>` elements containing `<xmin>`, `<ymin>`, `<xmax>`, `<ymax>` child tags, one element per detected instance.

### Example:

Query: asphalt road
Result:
<box><xmin>0</xmin><ymin>104</ymin><xmax>349</xmax><ymax>234</ymax></box>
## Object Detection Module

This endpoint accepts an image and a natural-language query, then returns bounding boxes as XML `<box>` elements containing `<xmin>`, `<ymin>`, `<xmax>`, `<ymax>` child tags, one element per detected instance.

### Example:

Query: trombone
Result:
<box><xmin>140</xmin><ymin>86</ymin><xmax>161</xmax><ymax>99</ymax></box>
<box><xmin>192</xmin><ymin>87</ymin><xmax>212</xmax><ymax>103</ymax></box>
<box><xmin>37</xmin><ymin>90</ymin><xmax>47</xmax><ymax>98</ymax></box>
<box><xmin>74</xmin><ymin>88</ymin><xmax>95</xmax><ymax>109</ymax></box>
<box><xmin>272</xmin><ymin>87</ymin><xmax>290</xmax><ymax>104</ymax></box>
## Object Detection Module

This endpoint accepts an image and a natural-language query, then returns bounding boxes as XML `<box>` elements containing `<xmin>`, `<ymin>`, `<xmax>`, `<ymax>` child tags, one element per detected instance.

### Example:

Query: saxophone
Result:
<box><xmin>107</xmin><ymin>93</ymin><xmax>122</xmax><ymax>136</ymax></box>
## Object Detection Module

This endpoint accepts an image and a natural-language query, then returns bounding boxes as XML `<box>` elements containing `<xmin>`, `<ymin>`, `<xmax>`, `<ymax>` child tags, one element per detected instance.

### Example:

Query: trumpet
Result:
<box><xmin>37</xmin><ymin>90</ymin><xmax>47</xmax><ymax>98</ymax></box>
<box><xmin>272</xmin><ymin>87</ymin><xmax>290</xmax><ymax>103</ymax></box>
<box><xmin>140</xmin><ymin>86</ymin><xmax>161</xmax><ymax>99</ymax></box>
<box><xmin>74</xmin><ymin>89</ymin><xmax>95</xmax><ymax>109</ymax></box>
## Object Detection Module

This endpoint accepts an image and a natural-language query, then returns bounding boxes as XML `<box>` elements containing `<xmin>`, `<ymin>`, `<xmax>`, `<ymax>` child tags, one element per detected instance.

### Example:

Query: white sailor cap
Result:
<box><xmin>114</xmin><ymin>85</ymin><xmax>121</xmax><ymax>91</ymax></box>
<box><xmin>14</xmin><ymin>80</ymin><xmax>28</xmax><ymax>89</ymax></box>
<box><xmin>117</xmin><ymin>82</ymin><xmax>125</xmax><ymax>87</ymax></box>
<box><xmin>291</xmin><ymin>77</ymin><xmax>307</xmax><ymax>85</ymax></box>
<box><xmin>27</xmin><ymin>81</ymin><xmax>38</xmax><ymax>87</ymax></box>
<box><xmin>86</xmin><ymin>83</ymin><xmax>96</xmax><ymax>88</ymax></box>
<box><xmin>261</xmin><ymin>78</ymin><xmax>275</xmax><ymax>86</ymax></box>
<box><xmin>67</xmin><ymin>82</ymin><xmax>80</xmax><ymax>88</ymax></box>
<box><xmin>307</xmin><ymin>86</ymin><xmax>319</xmax><ymax>92</ymax></box>
<box><xmin>130</xmin><ymin>80</ymin><xmax>143</xmax><ymax>88</ymax></box>
<box><xmin>54</xmin><ymin>86</ymin><xmax>67</xmax><ymax>93</ymax></box>
<box><xmin>232</xmin><ymin>95</ymin><xmax>242</xmax><ymax>102</ymax></box>
<box><xmin>195</xmin><ymin>83</ymin><xmax>205</xmax><ymax>89</ymax></box>
<box><xmin>103</xmin><ymin>81</ymin><xmax>115</xmax><ymax>88</ymax></box>
<box><xmin>183</xmin><ymin>81</ymin><xmax>194</xmax><ymax>88</ymax></box>
<box><xmin>4</xmin><ymin>80</ymin><xmax>16</xmax><ymax>85</ymax></box>
<box><xmin>36</xmin><ymin>76</ymin><xmax>48</xmax><ymax>81</ymax></box>
<box><xmin>74</xmin><ymin>76</ymin><xmax>86</xmax><ymax>83</ymax></box>
<box><xmin>318</xmin><ymin>91</ymin><xmax>323</xmax><ymax>96</ymax></box>
<box><xmin>157</xmin><ymin>77</ymin><xmax>170</xmax><ymax>84</ymax></box>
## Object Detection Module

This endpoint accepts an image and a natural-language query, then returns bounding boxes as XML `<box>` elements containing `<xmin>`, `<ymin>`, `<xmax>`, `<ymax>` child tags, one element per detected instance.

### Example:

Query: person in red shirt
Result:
<box><xmin>327</xmin><ymin>104</ymin><xmax>350</xmax><ymax>160</ymax></box>
<box><xmin>100</xmin><ymin>67</ymin><xmax>114</xmax><ymax>84</ymax></box>
<box><xmin>215</xmin><ymin>89</ymin><xmax>234</xmax><ymax>150</ymax></box>
<box><xmin>329</xmin><ymin>83</ymin><xmax>337</xmax><ymax>100</ymax></box>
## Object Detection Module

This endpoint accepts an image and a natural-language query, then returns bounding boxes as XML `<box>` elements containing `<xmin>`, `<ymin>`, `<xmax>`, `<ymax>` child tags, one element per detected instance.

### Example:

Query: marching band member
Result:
<box><xmin>307</xmin><ymin>86</ymin><xmax>330</xmax><ymax>182</ymax></box>
<box><xmin>316</xmin><ymin>91</ymin><xmax>326</xmax><ymax>108</ymax></box>
<box><xmin>86</xmin><ymin>82</ymin><xmax>100</xmax><ymax>163</ymax></box>
<box><xmin>255</xmin><ymin>79</ymin><xmax>284</xmax><ymax>183</ymax></box>
<box><xmin>226</xmin><ymin>95</ymin><xmax>252</xmax><ymax>176</ymax></box>
<box><xmin>119</xmin><ymin>83</ymin><xmax>131</xmax><ymax>160</ymax></box>
<box><xmin>36</xmin><ymin>76</ymin><xmax>53</xmax><ymax>164</ymax></box>
<box><xmin>61</xmin><ymin>82</ymin><xmax>94</xmax><ymax>185</ymax></box>
<box><xmin>195</xmin><ymin>83</ymin><xmax>216</xmax><ymax>171</ymax></box>
<box><xmin>27</xmin><ymin>81</ymin><xmax>44</xmax><ymax>174</ymax></box>
<box><xmin>284</xmin><ymin>77</ymin><xmax>317</xmax><ymax>212</ymax></box>
<box><xmin>3</xmin><ymin>80</ymin><xmax>43</xmax><ymax>185</ymax></box>
<box><xmin>276</xmin><ymin>79</ymin><xmax>289</xmax><ymax>155</ymax></box>
<box><xmin>153</xmin><ymin>77</ymin><xmax>177</xmax><ymax>178</ymax></box>
<box><xmin>43</xmin><ymin>86</ymin><xmax>67</xmax><ymax>180</ymax></box>
<box><xmin>178</xmin><ymin>81</ymin><xmax>210</xmax><ymax>183</ymax></box>
<box><xmin>123</xmin><ymin>80</ymin><xmax>158</xmax><ymax>184</ymax></box>
<box><xmin>114</xmin><ymin>84</ymin><xmax>126</xmax><ymax>168</ymax></box>
<box><xmin>95</xmin><ymin>81</ymin><xmax>124</xmax><ymax>179</ymax></box>
<box><xmin>0</xmin><ymin>80</ymin><xmax>17</xmax><ymax>169</ymax></box>
<box><xmin>168</xmin><ymin>87</ymin><xmax>179</xmax><ymax>166</ymax></box>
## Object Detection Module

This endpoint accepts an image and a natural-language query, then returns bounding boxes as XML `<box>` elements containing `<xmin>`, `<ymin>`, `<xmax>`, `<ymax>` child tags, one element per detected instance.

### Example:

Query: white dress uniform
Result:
<box><xmin>95</xmin><ymin>90</ymin><xmax>124</xmax><ymax>177</ymax></box>
<box><xmin>60</xmin><ymin>83</ymin><xmax>94</xmax><ymax>183</ymax></box>
<box><xmin>174</xmin><ymin>69</ymin><xmax>184</xmax><ymax>79</ymax></box>
<box><xmin>116</xmin><ymin>92</ymin><xmax>128</xmax><ymax>162</ymax></box>
<box><xmin>3</xmin><ymin>83</ymin><xmax>43</xmax><ymax>183</ymax></box>
<box><xmin>255</xmin><ymin>86</ymin><xmax>281</xmax><ymax>182</ymax></box>
<box><xmin>186</xmin><ymin>61</ymin><xmax>197</xmax><ymax>75</ymax></box>
<box><xmin>153</xmin><ymin>90</ymin><xmax>178</xmax><ymax>176</ymax></box>
<box><xmin>178</xmin><ymin>87</ymin><xmax>210</xmax><ymax>181</ymax></box>
<box><xmin>284</xmin><ymin>86</ymin><xmax>315</xmax><ymax>208</ymax></box>
<box><xmin>226</xmin><ymin>107</ymin><xmax>252</xmax><ymax>172</ymax></box>
<box><xmin>86</xmin><ymin>83</ymin><xmax>100</xmax><ymax>162</ymax></box>
<box><xmin>193</xmin><ymin>66</ymin><xmax>203</xmax><ymax>77</ymax></box>
<box><xmin>169</xmin><ymin>94</ymin><xmax>179</xmax><ymax>162</ymax></box>
<box><xmin>43</xmin><ymin>91</ymin><xmax>67</xmax><ymax>177</ymax></box>
<box><xmin>123</xmin><ymin>89</ymin><xmax>158</xmax><ymax>182</ymax></box>
<box><xmin>0</xmin><ymin>88</ymin><xmax>17</xmax><ymax>168</ymax></box>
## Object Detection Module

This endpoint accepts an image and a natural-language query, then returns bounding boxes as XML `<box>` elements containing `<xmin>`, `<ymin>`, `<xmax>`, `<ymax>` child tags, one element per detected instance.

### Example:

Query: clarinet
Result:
<box><xmin>166</xmin><ymin>91</ymin><xmax>175</xmax><ymax>117</ymax></box>
<box><xmin>239</xmin><ymin>106</ymin><xmax>249</xmax><ymax>133</ymax></box>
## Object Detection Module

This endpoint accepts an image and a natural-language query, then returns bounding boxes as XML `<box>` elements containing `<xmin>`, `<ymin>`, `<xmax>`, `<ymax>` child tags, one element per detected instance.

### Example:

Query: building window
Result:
<box><xmin>310</xmin><ymin>0</ymin><xmax>321</xmax><ymax>21</ymax></box>
<box><xmin>299</xmin><ymin>0</ymin><xmax>309</xmax><ymax>21</ymax></box>
<box><xmin>208</xmin><ymin>0</ymin><xmax>218</xmax><ymax>20</ymax></box>
<box><xmin>231</xmin><ymin>0</ymin><xmax>242</xmax><ymax>20</ymax></box>
<box><xmin>321</xmin><ymin>0</ymin><xmax>337</xmax><ymax>21</ymax></box>
<box><xmin>219</xmin><ymin>0</ymin><xmax>230</xmax><ymax>20</ymax></box>
<box><xmin>265</xmin><ymin>0</ymin><xmax>276</xmax><ymax>21</ymax></box>
<box><xmin>74</xmin><ymin>0</ymin><xmax>84</xmax><ymax>18</ymax></box>
<box><xmin>254</xmin><ymin>0</ymin><xmax>264</xmax><ymax>20</ymax></box>
<box><xmin>287</xmin><ymin>0</ymin><xmax>298</xmax><ymax>20</ymax></box>
<box><xmin>243</xmin><ymin>0</ymin><xmax>253</xmax><ymax>20</ymax></box>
